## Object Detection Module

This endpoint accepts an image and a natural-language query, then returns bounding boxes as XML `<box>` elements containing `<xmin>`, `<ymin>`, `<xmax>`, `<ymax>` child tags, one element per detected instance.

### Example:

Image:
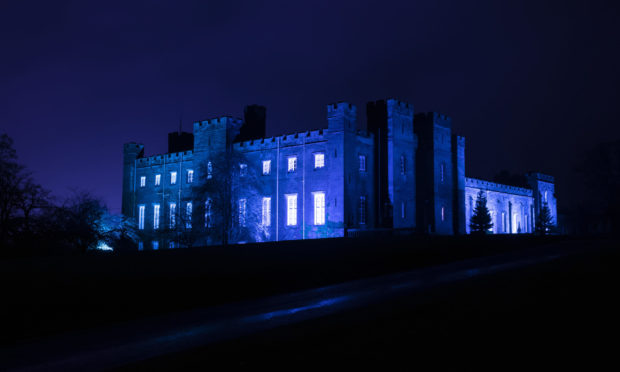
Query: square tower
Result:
<box><xmin>414</xmin><ymin>112</ymin><xmax>454</xmax><ymax>234</ymax></box>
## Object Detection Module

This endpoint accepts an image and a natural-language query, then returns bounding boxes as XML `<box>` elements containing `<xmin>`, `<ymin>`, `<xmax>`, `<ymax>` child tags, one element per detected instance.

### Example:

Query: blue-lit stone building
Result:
<box><xmin>122</xmin><ymin>99</ymin><xmax>557</xmax><ymax>249</ymax></box>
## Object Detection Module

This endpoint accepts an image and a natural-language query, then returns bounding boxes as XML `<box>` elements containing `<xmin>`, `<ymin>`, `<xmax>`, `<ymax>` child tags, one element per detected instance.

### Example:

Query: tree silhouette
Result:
<box><xmin>470</xmin><ymin>190</ymin><xmax>493</xmax><ymax>234</ymax></box>
<box><xmin>191</xmin><ymin>150</ymin><xmax>267</xmax><ymax>246</ymax></box>
<box><xmin>535</xmin><ymin>201</ymin><xmax>554</xmax><ymax>235</ymax></box>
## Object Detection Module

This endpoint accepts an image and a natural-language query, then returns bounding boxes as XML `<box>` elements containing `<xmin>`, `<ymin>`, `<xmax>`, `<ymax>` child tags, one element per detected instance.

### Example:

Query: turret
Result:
<box><xmin>122</xmin><ymin>142</ymin><xmax>144</xmax><ymax>217</ymax></box>
<box><xmin>414</xmin><ymin>112</ymin><xmax>454</xmax><ymax>234</ymax></box>
<box><xmin>367</xmin><ymin>99</ymin><xmax>416</xmax><ymax>229</ymax></box>
<box><xmin>525</xmin><ymin>172</ymin><xmax>557</xmax><ymax>228</ymax></box>
<box><xmin>327</xmin><ymin>102</ymin><xmax>357</xmax><ymax>132</ymax></box>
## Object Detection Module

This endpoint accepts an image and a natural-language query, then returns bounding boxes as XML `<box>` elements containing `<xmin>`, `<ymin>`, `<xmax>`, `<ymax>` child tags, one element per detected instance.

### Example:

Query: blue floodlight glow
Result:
<box><xmin>96</xmin><ymin>242</ymin><xmax>113</xmax><ymax>251</ymax></box>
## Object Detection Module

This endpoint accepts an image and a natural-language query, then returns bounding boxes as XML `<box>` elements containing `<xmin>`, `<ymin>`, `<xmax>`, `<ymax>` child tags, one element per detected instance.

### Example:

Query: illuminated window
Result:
<box><xmin>152</xmin><ymin>241</ymin><xmax>159</xmax><ymax>250</ymax></box>
<box><xmin>138</xmin><ymin>205</ymin><xmax>145</xmax><ymax>230</ymax></box>
<box><xmin>153</xmin><ymin>204</ymin><xmax>160</xmax><ymax>230</ymax></box>
<box><xmin>239</xmin><ymin>199</ymin><xmax>246</xmax><ymax>226</ymax></box>
<box><xmin>288</xmin><ymin>156</ymin><xmax>297</xmax><ymax>172</ymax></box>
<box><xmin>138</xmin><ymin>241</ymin><xmax>143</xmax><ymax>251</ymax></box>
<box><xmin>186</xmin><ymin>202</ymin><xmax>192</xmax><ymax>229</ymax></box>
<box><xmin>440</xmin><ymin>163</ymin><xmax>445</xmax><ymax>183</ymax></box>
<box><xmin>140</xmin><ymin>176</ymin><xmax>146</xmax><ymax>187</ymax></box>
<box><xmin>262</xmin><ymin>160</ymin><xmax>271</xmax><ymax>175</ymax></box>
<box><xmin>205</xmin><ymin>199</ymin><xmax>212</xmax><ymax>228</ymax></box>
<box><xmin>169</xmin><ymin>241</ymin><xmax>175</xmax><ymax>249</ymax></box>
<box><xmin>262</xmin><ymin>197</ymin><xmax>271</xmax><ymax>226</ymax></box>
<box><xmin>187</xmin><ymin>170</ymin><xmax>194</xmax><ymax>183</ymax></box>
<box><xmin>240</xmin><ymin>163</ymin><xmax>247</xmax><ymax>176</ymax></box>
<box><xmin>441</xmin><ymin>206</ymin><xmax>445</xmax><ymax>222</ymax></box>
<box><xmin>400</xmin><ymin>155</ymin><xmax>406</xmax><ymax>175</ymax></box>
<box><xmin>286</xmin><ymin>194</ymin><xmax>297</xmax><ymax>226</ymax></box>
<box><xmin>155</xmin><ymin>174</ymin><xmax>161</xmax><ymax>186</ymax></box>
<box><xmin>314</xmin><ymin>153</ymin><xmax>325</xmax><ymax>169</ymax></box>
<box><xmin>544</xmin><ymin>191</ymin><xmax>548</xmax><ymax>202</ymax></box>
<box><xmin>313</xmin><ymin>192</ymin><xmax>325</xmax><ymax>225</ymax></box>
<box><xmin>359</xmin><ymin>196</ymin><xmax>366</xmax><ymax>224</ymax></box>
<box><xmin>169</xmin><ymin>202</ymin><xmax>176</xmax><ymax>228</ymax></box>
<box><xmin>359</xmin><ymin>155</ymin><xmax>366</xmax><ymax>172</ymax></box>
<box><xmin>170</xmin><ymin>171</ymin><xmax>177</xmax><ymax>185</ymax></box>
<box><xmin>207</xmin><ymin>161</ymin><xmax>213</xmax><ymax>179</ymax></box>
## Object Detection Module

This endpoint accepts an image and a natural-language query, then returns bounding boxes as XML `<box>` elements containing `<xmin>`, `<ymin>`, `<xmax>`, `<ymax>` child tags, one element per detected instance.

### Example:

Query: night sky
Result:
<box><xmin>1</xmin><ymin>0</ymin><xmax>618</xmax><ymax>213</ymax></box>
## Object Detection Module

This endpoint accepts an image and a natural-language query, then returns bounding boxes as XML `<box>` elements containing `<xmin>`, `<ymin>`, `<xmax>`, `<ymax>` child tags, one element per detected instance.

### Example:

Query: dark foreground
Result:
<box><xmin>1</xmin><ymin>236</ymin><xmax>617</xmax><ymax>370</ymax></box>
<box><xmin>118</xmin><ymin>238</ymin><xmax>619</xmax><ymax>371</ymax></box>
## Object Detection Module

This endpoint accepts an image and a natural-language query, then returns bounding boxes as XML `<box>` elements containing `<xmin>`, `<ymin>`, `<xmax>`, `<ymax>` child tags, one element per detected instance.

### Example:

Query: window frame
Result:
<box><xmin>262</xmin><ymin>160</ymin><xmax>271</xmax><ymax>175</ymax></box>
<box><xmin>313</xmin><ymin>191</ymin><xmax>326</xmax><ymax>225</ymax></box>
<box><xmin>313</xmin><ymin>152</ymin><xmax>325</xmax><ymax>169</ymax></box>
<box><xmin>285</xmin><ymin>194</ymin><xmax>298</xmax><ymax>226</ymax></box>
<box><xmin>287</xmin><ymin>156</ymin><xmax>297</xmax><ymax>173</ymax></box>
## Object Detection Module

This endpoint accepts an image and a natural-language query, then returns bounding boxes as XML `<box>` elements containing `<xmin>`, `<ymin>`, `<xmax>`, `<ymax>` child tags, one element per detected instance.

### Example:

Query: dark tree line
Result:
<box><xmin>0</xmin><ymin>134</ymin><xmax>135</xmax><ymax>256</ymax></box>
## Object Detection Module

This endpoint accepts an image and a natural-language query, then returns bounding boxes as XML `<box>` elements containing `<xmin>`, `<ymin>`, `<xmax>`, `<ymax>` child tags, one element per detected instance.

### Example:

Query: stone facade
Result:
<box><xmin>122</xmin><ymin>99</ymin><xmax>558</xmax><ymax>249</ymax></box>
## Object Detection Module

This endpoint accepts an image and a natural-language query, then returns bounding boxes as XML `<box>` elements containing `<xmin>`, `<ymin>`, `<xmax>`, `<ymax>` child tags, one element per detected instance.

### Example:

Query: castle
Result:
<box><xmin>122</xmin><ymin>100</ymin><xmax>557</xmax><ymax>249</ymax></box>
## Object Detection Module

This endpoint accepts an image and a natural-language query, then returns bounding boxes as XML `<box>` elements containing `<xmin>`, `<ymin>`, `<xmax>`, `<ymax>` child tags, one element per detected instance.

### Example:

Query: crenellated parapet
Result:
<box><xmin>465</xmin><ymin>177</ymin><xmax>533</xmax><ymax>197</ymax></box>
<box><xmin>525</xmin><ymin>172</ymin><xmax>554</xmax><ymax>183</ymax></box>
<box><xmin>192</xmin><ymin>116</ymin><xmax>244</xmax><ymax>130</ymax></box>
<box><xmin>233</xmin><ymin>129</ymin><xmax>328</xmax><ymax>151</ymax></box>
<box><xmin>136</xmin><ymin>150</ymin><xmax>194</xmax><ymax>167</ymax></box>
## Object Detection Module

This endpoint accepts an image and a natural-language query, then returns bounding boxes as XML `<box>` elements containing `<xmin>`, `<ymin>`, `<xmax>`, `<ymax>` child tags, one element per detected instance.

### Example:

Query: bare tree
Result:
<box><xmin>192</xmin><ymin>149</ymin><xmax>267</xmax><ymax>246</ymax></box>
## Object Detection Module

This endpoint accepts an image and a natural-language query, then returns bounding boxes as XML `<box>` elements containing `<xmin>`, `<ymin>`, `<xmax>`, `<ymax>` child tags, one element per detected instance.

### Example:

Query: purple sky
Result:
<box><xmin>1</xmin><ymin>0</ymin><xmax>619</xmax><ymax>213</ymax></box>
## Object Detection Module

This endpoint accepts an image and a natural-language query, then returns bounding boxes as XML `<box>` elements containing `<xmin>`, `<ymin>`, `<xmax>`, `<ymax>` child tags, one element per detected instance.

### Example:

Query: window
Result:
<box><xmin>170</xmin><ymin>171</ymin><xmax>177</xmax><ymax>185</ymax></box>
<box><xmin>544</xmin><ymin>191</ymin><xmax>548</xmax><ymax>202</ymax></box>
<box><xmin>440</xmin><ymin>163</ymin><xmax>445</xmax><ymax>183</ymax></box>
<box><xmin>502</xmin><ymin>212</ymin><xmax>506</xmax><ymax>233</ymax></box>
<box><xmin>288</xmin><ymin>156</ymin><xmax>297</xmax><ymax>172</ymax></box>
<box><xmin>359</xmin><ymin>196</ymin><xmax>367</xmax><ymax>224</ymax></box>
<box><xmin>153</xmin><ymin>204</ymin><xmax>160</xmax><ymax>230</ymax></box>
<box><xmin>169</xmin><ymin>202</ymin><xmax>176</xmax><ymax>228</ymax></box>
<box><xmin>207</xmin><ymin>161</ymin><xmax>213</xmax><ymax>179</ymax></box>
<box><xmin>286</xmin><ymin>194</ymin><xmax>297</xmax><ymax>226</ymax></box>
<box><xmin>313</xmin><ymin>192</ymin><xmax>325</xmax><ymax>225</ymax></box>
<box><xmin>314</xmin><ymin>153</ymin><xmax>325</xmax><ymax>169</ymax></box>
<box><xmin>140</xmin><ymin>176</ymin><xmax>146</xmax><ymax>187</ymax></box>
<box><xmin>262</xmin><ymin>160</ymin><xmax>271</xmax><ymax>175</ymax></box>
<box><xmin>359</xmin><ymin>155</ymin><xmax>366</xmax><ymax>172</ymax></box>
<box><xmin>401</xmin><ymin>202</ymin><xmax>406</xmax><ymax>219</ymax></box>
<box><xmin>400</xmin><ymin>155</ymin><xmax>406</xmax><ymax>174</ymax></box>
<box><xmin>441</xmin><ymin>206</ymin><xmax>445</xmax><ymax>222</ymax></box>
<box><xmin>138</xmin><ymin>241</ymin><xmax>143</xmax><ymax>251</ymax></box>
<box><xmin>155</xmin><ymin>174</ymin><xmax>161</xmax><ymax>186</ymax></box>
<box><xmin>205</xmin><ymin>199</ymin><xmax>212</xmax><ymax>228</ymax></box>
<box><xmin>240</xmin><ymin>163</ymin><xmax>247</xmax><ymax>176</ymax></box>
<box><xmin>239</xmin><ymin>199</ymin><xmax>246</xmax><ymax>226</ymax></box>
<box><xmin>152</xmin><ymin>241</ymin><xmax>159</xmax><ymax>250</ymax></box>
<box><xmin>138</xmin><ymin>205</ymin><xmax>145</xmax><ymax>230</ymax></box>
<box><xmin>186</xmin><ymin>202</ymin><xmax>192</xmax><ymax>229</ymax></box>
<box><xmin>262</xmin><ymin>197</ymin><xmax>271</xmax><ymax>226</ymax></box>
<box><xmin>187</xmin><ymin>170</ymin><xmax>194</xmax><ymax>183</ymax></box>
<box><xmin>169</xmin><ymin>241</ymin><xmax>175</xmax><ymax>249</ymax></box>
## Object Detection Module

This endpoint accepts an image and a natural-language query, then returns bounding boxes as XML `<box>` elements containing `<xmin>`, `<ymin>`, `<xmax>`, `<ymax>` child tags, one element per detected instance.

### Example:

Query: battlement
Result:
<box><xmin>465</xmin><ymin>177</ymin><xmax>533</xmax><ymax>197</ymax></box>
<box><xmin>136</xmin><ymin>150</ymin><xmax>194</xmax><ymax>167</ymax></box>
<box><xmin>193</xmin><ymin>116</ymin><xmax>243</xmax><ymax>129</ymax></box>
<box><xmin>386</xmin><ymin>99</ymin><xmax>414</xmax><ymax>115</ymax></box>
<box><xmin>415</xmin><ymin>112</ymin><xmax>452</xmax><ymax>129</ymax></box>
<box><xmin>525</xmin><ymin>172</ymin><xmax>555</xmax><ymax>183</ymax></box>
<box><xmin>453</xmin><ymin>135</ymin><xmax>466</xmax><ymax>146</ymax></box>
<box><xmin>234</xmin><ymin>129</ymin><xmax>328</xmax><ymax>151</ymax></box>
<box><xmin>327</xmin><ymin>101</ymin><xmax>356</xmax><ymax>115</ymax></box>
